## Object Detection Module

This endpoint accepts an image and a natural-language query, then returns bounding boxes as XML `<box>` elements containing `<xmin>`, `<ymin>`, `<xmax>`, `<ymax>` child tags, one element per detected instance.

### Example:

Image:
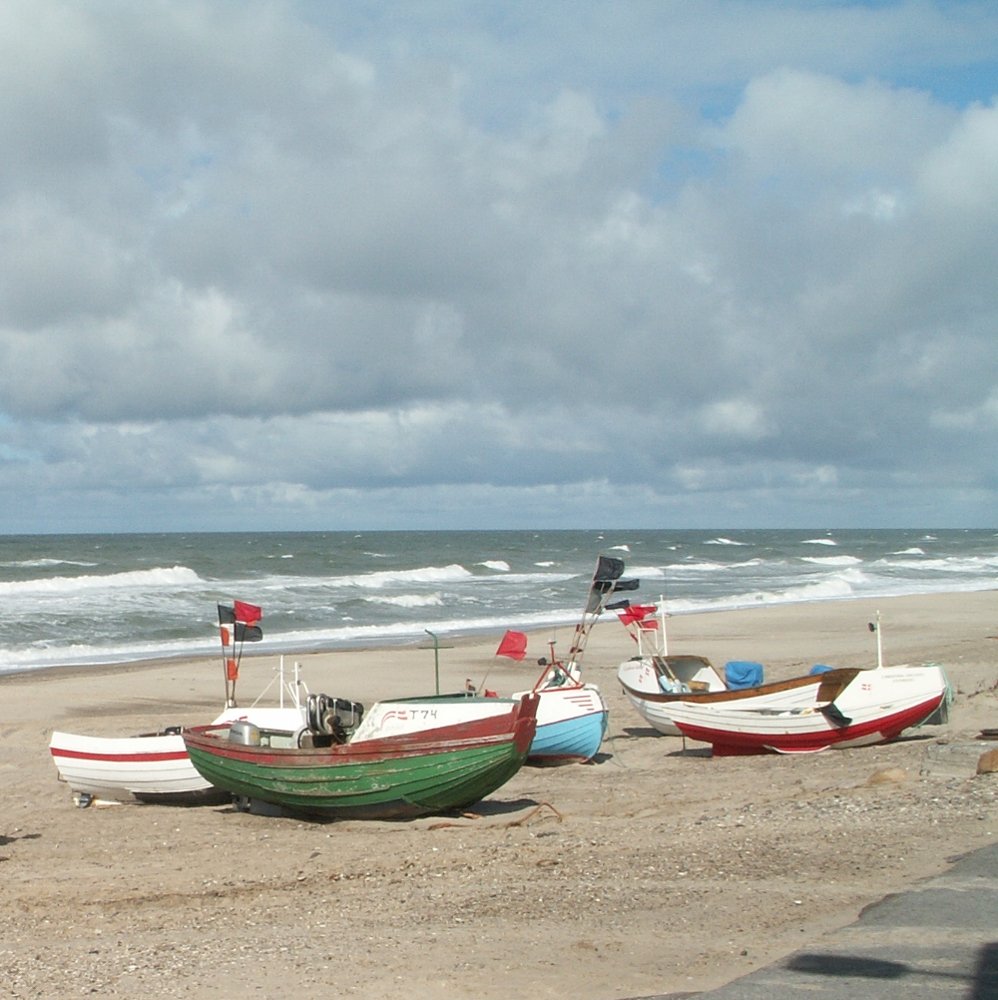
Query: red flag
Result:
<box><xmin>496</xmin><ymin>630</ymin><xmax>527</xmax><ymax>661</ymax></box>
<box><xmin>618</xmin><ymin>604</ymin><xmax>658</xmax><ymax>625</ymax></box>
<box><xmin>234</xmin><ymin>600</ymin><xmax>262</xmax><ymax>625</ymax></box>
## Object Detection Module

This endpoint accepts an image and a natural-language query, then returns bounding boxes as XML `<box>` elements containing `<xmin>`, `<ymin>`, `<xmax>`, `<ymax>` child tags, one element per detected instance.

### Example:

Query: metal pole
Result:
<box><xmin>425</xmin><ymin>629</ymin><xmax>440</xmax><ymax>694</ymax></box>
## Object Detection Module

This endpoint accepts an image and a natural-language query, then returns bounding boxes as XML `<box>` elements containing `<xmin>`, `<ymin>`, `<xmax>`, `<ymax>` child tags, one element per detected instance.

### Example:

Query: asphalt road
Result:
<box><xmin>647</xmin><ymin>840</ymin><xmax>998</xmax><ymax>1000</ymax></box>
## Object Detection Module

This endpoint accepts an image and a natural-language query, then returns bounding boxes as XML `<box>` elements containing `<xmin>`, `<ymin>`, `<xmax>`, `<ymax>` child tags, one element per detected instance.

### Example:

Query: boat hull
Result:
<box><xmin>182</xmin><ymin>694</ymin><xmax>538</xmax><ymax>820</ymax></box>
<box><xmin>521</xmin><ymin>685</ymin><xmax>608</xmax><ymax>765</ymax></box>
<box><xmin>49</xmin><ymin>706</ymin><xmax>306</xmax><ymax>804</ymax></box>
<box><xmin>618</xmin><ymin>659</ymin><xmax>859</xmax><ymax>737</ymax></box>
<box><xmin>668</xmin><ymin>666</ymin><xmax>947</xmax><ymax>756</ymax></box>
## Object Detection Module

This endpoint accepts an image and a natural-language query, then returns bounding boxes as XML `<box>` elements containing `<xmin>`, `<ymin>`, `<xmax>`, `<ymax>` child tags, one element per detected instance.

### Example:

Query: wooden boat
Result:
<box><xmin>667</xmin><ymin>662</ymin><xmax>948</xmax><ymax>756</ymax></box>
<box><xmin>491</xmin><ymin>556</ymin><xmax>634</xmax><ymax>765</ymax></box>
<box><xmin>615</xmin><ymin>600</ymin><xmax>731</xmax><ymax>735</ymax></box>
<box><xmin>615</xmin><ymin>608</ymin><xmax>945</xmax><ymax>741</ymax></box>
<box><xmin>49</xmin><ymin>602</ymin><xmax>305</xmax><ymax>805</ymax></box>
<box><xmin>181</xmin><ymin>692</ymin><xmax>539</xmax><ymax>820</ymax></box>
<box><xmin>618</xmin><ymin>655</ymin><xmax>843</xmax><ymax>736</ymax></box>
<box><xmin>520</xmin><ymin>680</ymin><xmax>608</xmax><ymax>765</ymax></box>
<box><xmin>49</xmin><ymin>704</ymin><xmax>307</xmax><ymax>805</ymax></box>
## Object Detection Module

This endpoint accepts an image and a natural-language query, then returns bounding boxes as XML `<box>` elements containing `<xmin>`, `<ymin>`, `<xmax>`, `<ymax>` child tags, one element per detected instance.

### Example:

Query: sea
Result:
<box><xmin>0</xmin><ymin>528</ymin><xmax>995</xmax><ymax>677</ymax></box>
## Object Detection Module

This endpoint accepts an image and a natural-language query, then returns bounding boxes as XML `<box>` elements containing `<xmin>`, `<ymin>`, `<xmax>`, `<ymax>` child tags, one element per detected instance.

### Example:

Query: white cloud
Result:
<box><xmin>0</xmin><ymin>1</ymin><xmax>996</xmax><ymax>530</ymax></box>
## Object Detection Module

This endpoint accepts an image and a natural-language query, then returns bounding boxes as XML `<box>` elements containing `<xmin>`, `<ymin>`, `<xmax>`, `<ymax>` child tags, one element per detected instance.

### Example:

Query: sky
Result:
<box><xmin>1</xmin><ymin>0</ymin><xmax>996</xmax><ymax>533</ymax></box>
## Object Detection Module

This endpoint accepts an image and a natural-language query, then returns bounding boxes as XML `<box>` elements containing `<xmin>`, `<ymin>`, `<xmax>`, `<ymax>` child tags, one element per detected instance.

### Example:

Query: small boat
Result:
<box><xmin>615</xmin><ymin>608</ymin><xmax>945</xmax><ymax>741</ymax></box>
<box><xmin>666</xmin><ymin>662</ymin><xmax>948</xmax><ymax>756</ymax></box>
<box><xmin>49</xmin><ymin>602</ymin><xmax>306</xmax><ymax>805</ymax></box>
<box><xmin>521</xmin><ymin>679</ymin><xmax>608</xmax><ymax>765</ymax></box>
<box><xmin>615</xmin><ymin>600</ymin><xmax>732</xmax><ymax>735</ymax></box>
<box><xmin>181</xmin><ymin>692</ymin><xmax>539</xmax><ymax>820</ymax></box>
<box><xmin>49</xmin><ymin>703</ymin><xmax>307</xmax><ymax>805</ymax></box>
<box><xmin>618</xmin><ymin>655</ymin><xmax>843</xmax><ymax>736</ymax></box>
<box><xmin>490</xmin><ymin>556</ymin><xmax>634</xmax><ymax>765</ymax></box>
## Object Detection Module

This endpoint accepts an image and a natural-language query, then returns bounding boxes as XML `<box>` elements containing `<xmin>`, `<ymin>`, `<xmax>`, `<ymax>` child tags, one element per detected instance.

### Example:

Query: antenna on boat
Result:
<box><xmin>868</xmin><ymin>611</ymin><xmax>884</xmax><ymax>669</ymax></box>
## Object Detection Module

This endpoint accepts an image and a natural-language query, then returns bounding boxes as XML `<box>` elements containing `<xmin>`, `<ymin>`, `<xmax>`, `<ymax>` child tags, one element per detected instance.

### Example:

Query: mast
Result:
<box><xmin>566</xmin><ymin>555</ymin><xmax>639</xmax><ymax>667</ymax></box>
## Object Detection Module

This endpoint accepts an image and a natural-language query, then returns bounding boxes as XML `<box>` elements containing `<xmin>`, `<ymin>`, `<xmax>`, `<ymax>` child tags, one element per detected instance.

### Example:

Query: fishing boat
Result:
<box><xmin>49</xmin><ymin>703</ymin><xmax>307</xmax><ymax>805</ymax></box>
<box><xmin>522</xmin><ymin>678</ymin><xmax>608</xmax><ymax>765</ymax></box>
<box><xmin>618</xmin><ymin>655</ymin><xmax>848</xmax><ymax>736</ymax></box>
<box><xmin>181</xmin><ymin>692</ymin><xmax>539</xmax><ymax>820</ymax></box>
<box><xmin>666</xmin><ymin>661</ymin><xmax>948</xmax><ymax>756</ymax></box>
<box><xmin>614</xmin><ymin>600</ymin><xmax>730</xmax><ymax>735</ymax></box>
<box><xmin>49</xmin><ymin>602</ymin><xmax>307</xmax><ymax>805</ymax></box>
<box><xmin>489</xmin><ymin>555</ymin><xmax>636</xmax><ymax>765</ymax></box>
<box><xmin>615</xmin><ymin>608</ymin><xmax>946</xmax><ymax>740</ymax></box>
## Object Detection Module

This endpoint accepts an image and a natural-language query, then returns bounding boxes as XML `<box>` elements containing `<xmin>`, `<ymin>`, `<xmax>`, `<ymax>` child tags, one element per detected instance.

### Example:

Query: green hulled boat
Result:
<box><xmin>182</xmin><ymin>692</ymin><xmax>538</xmax><ymax>820</ymax></box>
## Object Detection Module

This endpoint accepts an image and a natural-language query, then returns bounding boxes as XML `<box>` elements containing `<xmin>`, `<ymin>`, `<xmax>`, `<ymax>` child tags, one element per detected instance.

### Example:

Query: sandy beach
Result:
<box><xmin>3</xmin><ymin>591</ymin><xmax>997</xmax><ymax>999</ymax></box>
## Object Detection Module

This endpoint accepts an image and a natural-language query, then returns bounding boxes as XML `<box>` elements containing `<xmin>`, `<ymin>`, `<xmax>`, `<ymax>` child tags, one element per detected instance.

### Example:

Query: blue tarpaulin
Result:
<box><xmin>724</xmin><ymin>660</ymin><xmax>764</xmax><ymax>689</ymax></box>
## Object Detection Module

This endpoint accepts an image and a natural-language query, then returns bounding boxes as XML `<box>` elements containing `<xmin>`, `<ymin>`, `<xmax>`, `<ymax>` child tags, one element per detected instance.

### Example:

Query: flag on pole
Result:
<box><xmin>234</xmin><ymin>622</ymin><xmax>263</xmax><ymax>643</ymax></box>
<box><xmin>496</xmin><ymin>630</ymin><xmax>528</xmax><ymax>661</ymax></box>
<box><xmin>618</xmin><ymin>604</ymin><xmax>658</xmax><ymax>625</ymax></box>
<box><xmin>234</xmin><ymin>600</ymin><xmax>262</xmax><ymax>625</ymax></box>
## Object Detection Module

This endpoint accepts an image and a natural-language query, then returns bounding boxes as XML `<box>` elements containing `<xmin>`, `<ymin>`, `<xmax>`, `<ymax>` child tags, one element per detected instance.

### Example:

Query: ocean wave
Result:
<box><xmin>0</xmin><ymin>565</ymin><xmax>202</xmax><ymax>598</ymax></box>
<box><xmin>704</xmin><ymin>537</ymin><xmax>747</xmax><ymax>546</ymax></box>
<box><xmin>335</xmin><ymin>564</ymin><xmax>474</xmax><ymax>589</ymax></box>
<box><xmin>802</xmin><ymin>538</ymin><xmax>837</xmax><ymax>546</ymax></box>
<box><xmin>364</xmin><ymin>593</ymin><xmax>445</xmax><ymax>609</ymax></box>
<box><xmin>674</xmin><ymin>559</ymin><xmax>767</xmax><ymax>573</ymax></box>
<box><xmin>0</xmin><ymin>558</ymin><xmax>98</xmax><ymax>569</ymax></box>
<box><xmin>801</xmin><ymin>555</ymin><xmax>863</xmax><ymax>566</ymax></box>
<box><xmin>477</xmin><ymin>560</ymin><xmax>510</xmax><ymax>572</ymax></box>
<box><xmin>627</xmin><ymin>565</ymin><xmax>666</xmax><ymax>579</ymax></box>
<box><xmin>875</xmin><ymin>554</ymin><xmax>998</xmax><ymax>573</ymax></box>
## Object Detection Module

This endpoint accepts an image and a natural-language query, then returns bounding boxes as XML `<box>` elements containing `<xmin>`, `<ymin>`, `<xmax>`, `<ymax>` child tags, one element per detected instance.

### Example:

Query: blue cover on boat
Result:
<box><xmin>724</xmin><ymin>660</ymin><xmax>763</xmax><ymax>689</ymax></box>
<box><xmin>809</xmin><ymin>663</ymin><xmax>835</xmax><ymax>675</ymax></box>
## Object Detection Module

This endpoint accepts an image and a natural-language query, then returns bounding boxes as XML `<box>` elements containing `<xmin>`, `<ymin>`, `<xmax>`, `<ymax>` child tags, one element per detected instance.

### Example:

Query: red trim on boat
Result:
<box><xmin>50</xmin><ymin>748</ymin><xmax>189</xmax><ymax>764</ymax></box>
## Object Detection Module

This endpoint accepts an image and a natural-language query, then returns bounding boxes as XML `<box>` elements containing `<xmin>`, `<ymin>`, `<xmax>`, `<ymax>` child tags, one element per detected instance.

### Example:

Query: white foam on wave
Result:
<box><xmin>0</xmin><ymin>558</ymin><xmax>98</xmax><ymax>569</ymax></box>
<box><xmin>892</xmin><ymin>548</ymin><xmax>925</xmax><ymax>556</ymax></box>
<box><xmin>705</xmin><ymin>537</ymin><xmax>747</xmax><ymax>546</ymax></box>
<box><xmin>0</xmin><ymin>565</ymin><xmax>202</xmax><ymax>598</ymax></box>
<box><xmin>877</xmin><ymin>553</ymin><xmax>998</xmax><ymax>573</ymax></box>
<box><xmin>674</xmin><ymin>559</ymin><xmax>766</xmax><ymax>573</ymax></box>
<box><xmin>336</xmin><ymin>564</ymin><xmax>474</xmax><ymax>589</ymax></box>
<box><xmin>477</xmin><ymin>560</ymin><xmax>510</xmax><ymax>572</ymax></box>
<box><xmin>801</xmin><ymin>555</ymin><xmax>862</xmax><ymax>566</ymax></box>
<box><xmin>364</xmin><ymin>593</ymin><xmax>445</xmax><ymax>609</ymax></box>
<box><xmin>802</xmin><ymin>538</ymin><xmax>837</xmax><ymax>546</ymax></box>
<box><xmin>627</xmin><ymin>564</ymin><xmax>665</xmax><ymax>579</ymax></box>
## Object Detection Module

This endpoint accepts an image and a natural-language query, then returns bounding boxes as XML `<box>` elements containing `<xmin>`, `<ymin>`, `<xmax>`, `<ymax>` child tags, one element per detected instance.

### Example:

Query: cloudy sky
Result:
<box><xmin>1</xmin><ymin>1</ymin><xmax>995</xmax><ymax>533</ymax></box>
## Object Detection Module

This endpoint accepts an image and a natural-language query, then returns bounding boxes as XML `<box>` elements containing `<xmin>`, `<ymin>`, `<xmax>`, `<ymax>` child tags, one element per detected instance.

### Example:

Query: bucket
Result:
<box><xmin>228</xmin><ymin>720</ymin><xmax>261</xmax><ymax>746</ymax></box>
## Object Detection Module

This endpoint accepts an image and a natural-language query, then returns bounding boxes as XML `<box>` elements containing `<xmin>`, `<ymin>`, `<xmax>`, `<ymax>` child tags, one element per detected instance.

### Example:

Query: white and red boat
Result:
<box><xmin>49</xmin><ymin>703</ymin><xmax>308</xmax><ymax>804</ymax></box>
<box><xmin>667</xmin><ymin>661</ymin><xmax>948</xmax><ymax>756</ymax></box>
<box><xmin>617</xmin><ymin>653</ymin><xmax>849</xmax><ymax>736</ymax></box>
<box><xmin>49</xmin><ymin>602</ymin><xmax>307</xmax><ymax>805</ymax></box>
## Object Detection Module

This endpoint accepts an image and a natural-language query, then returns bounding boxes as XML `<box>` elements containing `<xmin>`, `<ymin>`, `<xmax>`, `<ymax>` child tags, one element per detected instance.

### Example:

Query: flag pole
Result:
<box><xmin>659</xmin><ymin>595</ymin><xmax>668</xmax><ymax>657</ymax></box>
<box><xmin>425</xmin><ymin>629</ymin><xmax>441</xmax><ymax>695</ymax></box>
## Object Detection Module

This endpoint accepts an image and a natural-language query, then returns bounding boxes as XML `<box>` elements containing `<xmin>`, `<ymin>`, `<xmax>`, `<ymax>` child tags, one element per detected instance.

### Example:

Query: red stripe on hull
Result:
<box><xmin>678</xmin><ymin>694</ymin><xmax>944</xmax><ymax>757</ymax></box>
<box><xmin>50</xmin><ymin>748</ymin><xmax>189</xmax><ymax>764</ymax></box>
